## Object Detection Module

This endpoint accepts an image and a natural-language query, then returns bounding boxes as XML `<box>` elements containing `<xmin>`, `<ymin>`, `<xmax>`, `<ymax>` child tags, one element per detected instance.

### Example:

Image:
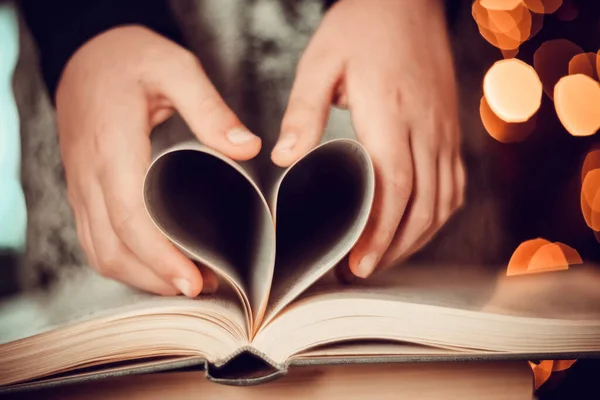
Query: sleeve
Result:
<box><xmin>19</xmin><ymin>0</ymin><xmax>186</xmax><ymax>101</ymax></box>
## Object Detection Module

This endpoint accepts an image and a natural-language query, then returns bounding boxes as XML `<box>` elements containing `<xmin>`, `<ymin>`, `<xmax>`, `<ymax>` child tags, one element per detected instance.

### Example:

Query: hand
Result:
<box><xmin>271</xmin><ymin>0</ymin><xmax>465</xmax><ymax>278</ymax></box>
<box><xmin>56</xmin><ymin>26</ymin><xmax>261</xmax><ymax>296</ymax></box>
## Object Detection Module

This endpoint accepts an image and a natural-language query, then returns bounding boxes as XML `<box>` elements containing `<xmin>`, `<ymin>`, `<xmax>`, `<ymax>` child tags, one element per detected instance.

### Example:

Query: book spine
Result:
<box><xmin>204</xmin><ymin>346</ymin><xmax>287</xmax><ymax>386</ymax></box>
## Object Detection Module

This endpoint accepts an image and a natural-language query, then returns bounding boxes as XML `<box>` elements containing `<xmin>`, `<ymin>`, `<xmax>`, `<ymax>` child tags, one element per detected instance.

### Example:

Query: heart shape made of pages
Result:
<box><xmin>143</xmin><ymin>139</ymin><xmax>375</xmax><ymax>330</ymax></box>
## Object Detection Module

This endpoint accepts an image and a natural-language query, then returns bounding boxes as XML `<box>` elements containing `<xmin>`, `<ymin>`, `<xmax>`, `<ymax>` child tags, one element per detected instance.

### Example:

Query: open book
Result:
<box><xmin>2</xmin><ymin>131</ymin><xmax>600</xmax><ymax>392</ymax></box>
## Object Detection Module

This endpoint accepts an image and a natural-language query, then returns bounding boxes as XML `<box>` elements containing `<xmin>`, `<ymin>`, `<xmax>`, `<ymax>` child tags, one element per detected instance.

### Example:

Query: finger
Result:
<box><xmin>271</xmin><ymin>49</ymin><xmax>343</xmax><ymax>167</ymax></box>
<box><xmin>347</xmin><ymin>92</ymin><xmax>413</xmax><ymax>278</ymax></box>
<box><xmin>334</xmin><ymin>256</ymin><xmax>361</xmax><ymax>285</ymax></box>
<box><xmin>436</xmin><ymin>149</ymin><xmax>455</xmax><ymax>226</ymax></box>
<box><xmin>96</xmin><ymin>116</ymin><xmax>205</xmax><ymax>297</ymax></box>
<box><xmin>197</xmin><ymin>265</ymin><xmax>219</xmax><ymax>294</ymax></box>
<box><xmin>87</xmin><ymin>180</ymin><xmax>219</xmax><ymax>294</ymax></box>
<box><xmin>104</xmin><ymin>252</ymin><xmax>181</xmax><ymax>296</ymax></box>
<box><xmin>73</xmin><ymin>205</ymin><xmax>98</xmax><ymax>269</ymax></box>
<box><xmin>83</xmin><ymin>180</ymin><xmax>180</xmax><ymax>295</ymax></box>
<box><xmin>454</xmin><ymin>152</ymin><xmax>466</xmax><ymax>209</ymax></box>
<box><xmin>378</xmin><ymin>134</ymin><xmax>438</xmax><ymax>269</ymax></box>
<box><xmin>156</xmin><ymin>53</ymin><xmax>261</xmax><ymax>161</ymax></box>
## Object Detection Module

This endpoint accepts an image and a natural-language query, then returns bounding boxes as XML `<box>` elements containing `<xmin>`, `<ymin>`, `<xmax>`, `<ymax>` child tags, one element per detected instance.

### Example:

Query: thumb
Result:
<box><xmin>157</xmin><ymin>54</ymin><xmax>261</xmax><ymax>161</ymax></box>
<box><xmin>272</xmin><ymin>49</ymin><xmax>343</xmax><ymax>167</ymax></box>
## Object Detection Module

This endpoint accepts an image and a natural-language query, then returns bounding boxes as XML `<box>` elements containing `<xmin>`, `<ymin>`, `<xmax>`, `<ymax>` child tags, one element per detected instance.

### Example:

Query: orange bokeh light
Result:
<box><xmin>581</xmin><ymin>168</ymin><xmax>600</xmax><ymax>231</ymax></box>
<box><xmin>506</xmin><ymin>238</ymin><xmax>550</xmax><ymax>276</ymax></box>
<box><xmin>533</xmin><ymin>39</ymin><xmax>584</xmax><ymax>99</ymax></box>
<box><xmin>580</xmin><ymin>141</ymin><xmax>600</xmax><ymax>236</ymax></box>
<box><xmin>569</xmin><ymin>52</ymin><xmax>598</xmax><ymax>80</ymax></box>
<box><xmin>480</xmin><ymin>0</ymin><xmax>523</xmax><ymax>11</ymax></box>
<box><xmin>554</xmin><ymin>74</ymin><xmax>600</xmax><ymax>137</ymax></box>
<box><xmin>507</xmin><ymin>238</ymin><xmax>582</xmax><ymax>276</ymax></box>
<box><xmin>555</xmin><ymin>0</ymin><xmax>578</xmax><ymax>21</ymax></box>
<box><xmin>529</xmin><ymin>12</ymin><xmax>545</xmax><ymax>40</ymax></box>
<box><xmin>480</xmin><ymin>96</ymin><xmax>537</xmax><ymax>143</ymax></box>
<box><xmin>523</xmin><ymin>0</ymin><xmax>563</xmax><ymax>14</ymax></box>
<box><xmin>528</xmin><ymin>243</ymin><xmax>571</xmax><ymax>272</ymax></box>
<box><xmin>596</xmin><ymin>50</ymin><xmax>600</xmax><ymax>81</ymax></box>
<box><xmin>472</xmin><ymin>0</ymin><xmax>532</xmax><ymax>50</ymax></box>
<box><xmin>530</xmin><ymin>360</ymin><xmax>576</xmax><ymax>390</ymax></box>
<box><xmin>581</xmin><ymin>150</ymin><xmax>600</xmax><ymax>182</ymax></box>
<box><xmin>484</xmin><ymin>59</ymin><xmax>542</xmax><ymax>123</ymax></box>
<box><xmin>501</xmin><ymin>48</ymin><xmax>519</xmax><ymax>59</ymax></box>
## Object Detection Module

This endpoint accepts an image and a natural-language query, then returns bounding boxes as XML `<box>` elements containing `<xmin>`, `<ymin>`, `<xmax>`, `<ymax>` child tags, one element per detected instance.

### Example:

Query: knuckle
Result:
<box><xmin>108</xmin><ymin>199</ymin><xmax>139</xmax><ymax>238</ymax></box>
<box><xmin>179</xmin><ymin>49</ymin><xmax>201</xmax><ymax>69</ymax></box>
<box><xmin>112</xmin><ymin>212</ymin><xmax>135</xmax><ymax>238</ymax></box>
<box><xmin>196</xmin><ymin>95</ymin><xmax>220</xmax><ymax>115</ymax></box>
<box><xmin>390</xmin><ymin>171</ymin><xmax>413</xmax><ymax>199</ymax></box>
<box><xmin>166</xmin><ymin>48</ymin><xmax>202</xmax><ymax>75</ymax></box>
<box><xmin>96</xmin><ymin>244</ymin><xmax>123</xmax><ymax>277</ymax></box>
<box><xmin>281</xmin><ymin>97</ymin><xmax>319</xmax><ymax>131</ymax></box>
<box><xmin>421</xmin><ymin>138</ymin><xmax>438</xmax><ymax>157</ymax></box>
<box><xmin>380</xmin><ymin>86</ymin><xmax>403</xmax><ymax>108</ymax></box>
<box><xmin>414</xmin><ymin>206</ymin><xmax>435</xmax><ymax>230</ymax></box>
<box><xmin>96</xmin><ymin>257</ymin><xmax>119</xmax><ymax>278</ymax></box>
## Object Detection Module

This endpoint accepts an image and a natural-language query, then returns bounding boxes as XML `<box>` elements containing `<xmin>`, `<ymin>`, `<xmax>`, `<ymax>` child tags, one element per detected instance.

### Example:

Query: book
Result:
<box><xmin>2</xmin><ymin>132</ymin><xmax>600</xmax><ymax>393</ymax></box>
<box><xmin>16</xmin><ymin>361</ymin><xmax>535</xmax><ymax>400</ymax></box>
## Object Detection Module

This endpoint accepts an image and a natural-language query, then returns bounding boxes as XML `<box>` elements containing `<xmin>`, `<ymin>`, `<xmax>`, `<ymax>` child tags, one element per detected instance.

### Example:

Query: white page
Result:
<box><xmin>144</xmin><ymin>141</ymin><xmax>275</xmax><ymax>330</ymax></box>
<box><xmin>0</xmin><ymin>267</ymin><xmax>246</xmax><ymax>345</ymax></box>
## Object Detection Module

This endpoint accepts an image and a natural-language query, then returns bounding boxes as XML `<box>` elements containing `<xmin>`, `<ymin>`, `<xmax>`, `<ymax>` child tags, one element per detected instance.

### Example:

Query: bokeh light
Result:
<box><xmin>484</xmin><ymin>59</ymin><xmax>542</xmax><ymax>123</ymax></box>
<box><xmin>507</xmin><ymin>238</ymin><xmax>551</xmax><ymax>276</ymax></box>
<box><xmin>554</xmin><ymin>74</ymin><xmax>600</xmax><ymax>137</ymax></box>
<box><xmin>581</xmin><ymin>166</ymin><xmax>600</xmax><ymax>230</ymax></box>
<box><xmin>533</xmin><ymin>39</ymin><xmax>584</xmax><ymax>99</ymax></box>
<box><xmin>473</xmin><ymin>0</ymin><xmax>532</xmax><ymax>50</ymax></box>
<box><xmin>568</xmin><ymin>52</ymin><xmax>598</xmax><ymax>80</ymax></box>
<box><xmin>501</xmin><ymin>48</ymin><xmax>519</xmax><ymax>59</ymax></box>
<box><xmin>581</xmin><ymin>149</ymin><xmax>600</xmax><ymax>182</ymax></box>
<box><xmin>555</xmin><ymin>0</ymin><xmax>578</xmax><ymax>21</ymax></box>
<box><xmin>480</xmin><ymin>0</ymin><xmax>523</xmax><ymax>11</ymax></box>
<box><xmin>529</xmin><ymin>12</ymin><xmax>545</xmax><ymax>40</ymax></box>
<box><xmin>472</xmin><ymin>0</ymin><xmax>599</xmax><ymax>275</ymax></box>
<box><xmin>480</xmin><ymin>96</ymin><xmax>537</xmax><ymax>143</ymax></box>
<box><xmin>596</xmin><ymin>50</ymin><xmax>600</xmax><ymax>80</ymax></box>
<box><xmin>523</xmin><ymin>0</ymin><xmax>563</xmax><ymax>14</ymax></box>
<box><xmin>530</xmin><ymin>360</ymin><xmax>576</xmax><ymax>391</ymax></box>
<box><xmin>507</xmin><ymin>238</ymin><xmax>582</xmax><ymax>276</ymax></box>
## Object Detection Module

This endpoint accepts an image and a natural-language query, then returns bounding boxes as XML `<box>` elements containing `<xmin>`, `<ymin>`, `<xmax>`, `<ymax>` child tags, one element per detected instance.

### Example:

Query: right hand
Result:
<box><xmin>55</xmin><ymin>26</ymin><xmax>261</xmax><ymax>297</ymax></box>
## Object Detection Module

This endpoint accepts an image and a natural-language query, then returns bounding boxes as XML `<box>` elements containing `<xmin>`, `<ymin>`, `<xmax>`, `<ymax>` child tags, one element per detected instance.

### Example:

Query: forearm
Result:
<box><xmin>19</xmin><ymin>0</ymin><xmax>185</xmax><ymax>101</ymax></box>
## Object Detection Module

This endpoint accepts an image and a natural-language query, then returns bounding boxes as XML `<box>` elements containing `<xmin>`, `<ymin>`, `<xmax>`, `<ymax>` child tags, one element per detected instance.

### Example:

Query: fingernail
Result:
<box><xmin>273</xmin><ymin>133</ymin><xmax>297</xmax><ymax>153</ymax></box>
<box><xmin>173</xmin><ymin>278</ymin><xmax>194</xmax><ymax>297</ymax></box>
<box><xmin>201</xmin><ymin>276</ymin><xmax>219</xmax><ymax>294</ymax></box>
<box><xmin>227</xmin><ymin>127</ymin><xmax>255</xmax><ymax>144</ymax></box>
<box><xmin>356</xmin><ymin>253</ymin><xmax>379</xmax><ymax>278</ymax></box>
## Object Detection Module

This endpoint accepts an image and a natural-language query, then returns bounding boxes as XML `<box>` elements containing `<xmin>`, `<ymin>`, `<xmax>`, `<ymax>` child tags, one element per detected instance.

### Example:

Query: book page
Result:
<box><xmin>293</xmin><ymin>341</ymin><xmax>469</xmax><ymax>359</ymax></box>
<box><xmin>259</xmin><ymin>138</ymin><xmax>375</xmax><ymax>328</ymax></box>
<box><xmin>299</xmin><ymin>263</ymin><xmax>600</xmax><ymax>320</ymax></box>
<box><xmin>0</xmin><ymin>267</ymin><xmax>247</xmax><ymax>345</ymax></box>
<box><xmin>0</xmin><ymin>268</ymin><xmax>249</xmax><ymax>387</ymax></box>
<box><xmin>144</xmin><ymin>141</ymin><xmax>275</xmax><ymax>330</ymax></box>
<box><xmin>253</xmin><ymin>263</ymin><xmax>600</xmax><ymax>362</ymax></box>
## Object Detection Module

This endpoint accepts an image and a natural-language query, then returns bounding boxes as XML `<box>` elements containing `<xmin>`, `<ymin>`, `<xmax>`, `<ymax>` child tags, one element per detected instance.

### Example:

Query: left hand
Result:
<box><xmin>271</xmin><ymin>0</ymin><xmax>465</xmax><ymax>278</ymax></box>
